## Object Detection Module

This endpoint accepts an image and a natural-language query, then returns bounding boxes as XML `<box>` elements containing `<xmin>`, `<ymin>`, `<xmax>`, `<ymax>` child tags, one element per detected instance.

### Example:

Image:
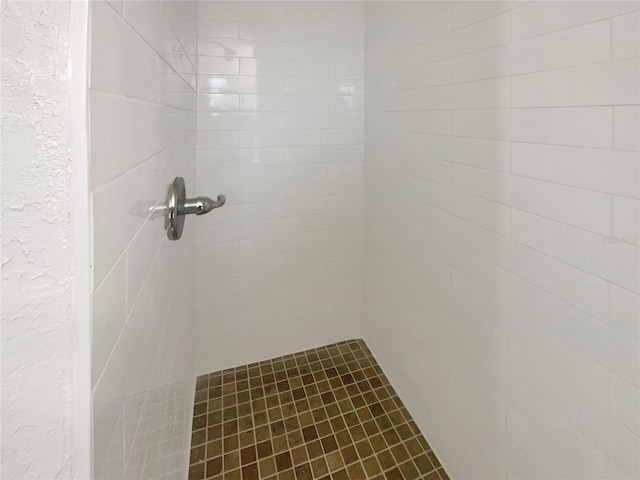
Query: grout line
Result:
<box><xmin>89</xmin><ymin>87</ymin><xmax>196</xmax><ymax>113</ymax></box>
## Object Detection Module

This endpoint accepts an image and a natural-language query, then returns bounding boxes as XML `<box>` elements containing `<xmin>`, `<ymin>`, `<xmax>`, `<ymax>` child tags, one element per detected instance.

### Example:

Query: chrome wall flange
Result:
<box><xmin>165</xmin><ymin>177</ymin><xmax>225</xmax><ymax>241</ymax></box>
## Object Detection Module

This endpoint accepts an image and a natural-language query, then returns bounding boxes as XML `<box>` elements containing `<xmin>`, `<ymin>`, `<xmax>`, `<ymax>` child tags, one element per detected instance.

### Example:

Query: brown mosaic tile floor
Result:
<box><xmin>188</xmin><ymin>339</ymin><xmax>449</xmax><ymax>480</ymax></box>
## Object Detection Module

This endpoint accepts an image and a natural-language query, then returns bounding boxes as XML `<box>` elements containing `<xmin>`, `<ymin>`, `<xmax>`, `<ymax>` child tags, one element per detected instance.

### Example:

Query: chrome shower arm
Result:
<box><xmin>183</xmin><ymin>195</ymin><xmax>226</xmax><ymax>215</ymax></box>
<box><xmin>165</xmin><ymin>177</ymin><xmax>225</xmax><ymax>240</ymax></box>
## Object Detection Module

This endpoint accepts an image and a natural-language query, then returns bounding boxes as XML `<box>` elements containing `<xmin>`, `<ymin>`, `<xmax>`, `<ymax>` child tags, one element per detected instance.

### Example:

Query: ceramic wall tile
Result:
<box><xmin>193</xmin><ymin>1</ymin><xmax>364</xmax><ymax>375</ymax></box>
<box><xmin>89</xmin><ymin>1</ymin><xmax>196</xmax><ymax>478</ymax></box>
<box><xmin>364</xmin><ymin>2</ymin><xmax>639</xmax><ymax>479</ymax></box>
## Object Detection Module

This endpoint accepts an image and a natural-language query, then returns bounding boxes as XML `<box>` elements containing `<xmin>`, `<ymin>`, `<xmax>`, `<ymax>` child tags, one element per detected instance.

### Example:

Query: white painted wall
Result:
<box><xmin>1</xmin><ymin>1</ymin><xmax>77</xmax><ymax>477</ymax></box>
<box><xmin>364</xmin><ymin>2</ymin><xmax>639</xmax><ymax>479</ymax></box>
<box><xmin>193</xmin><ymin>1</ymin><xmax>365</xmax><ymax>374</ymax></box>
<box><xmin>88</xmin><ymin>1</ymin><xmax>197</xmax><ymax>477</ymax></box>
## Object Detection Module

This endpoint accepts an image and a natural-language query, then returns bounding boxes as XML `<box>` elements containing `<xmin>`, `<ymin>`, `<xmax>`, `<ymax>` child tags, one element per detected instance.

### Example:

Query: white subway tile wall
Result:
<box><xmin>364</xmin><ymin>2</ymin><xmax>639</xmax><ymax>480</ymax></box>
<box><xmin>87</xmin><ymin>2</ymin><xmax>639</xmax><ymax>478</ymax></box>
<box><xmin>194</xmin><ymin>1</ymin><xmax>365</xmax><ymax>374</ymax></box>
<box><xmin>89</xmin><ymin>1</ymin><xmax>197</xmax><ymax>478</ymax></box>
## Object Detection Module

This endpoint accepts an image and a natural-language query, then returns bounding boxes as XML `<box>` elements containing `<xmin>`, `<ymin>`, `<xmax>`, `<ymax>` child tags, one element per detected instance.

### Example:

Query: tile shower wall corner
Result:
<box><xmin>194</xmin><ymin>1</ymin><xmax>365</xmax><ymax>374</ymax></box>
<box><xmin>89</xmin><ymin>1</ymin><xmax>197</xmax><ymax>478</ymax></box>
<box><xmin>364</xmin><ymin>2</ymin><xmax>639</xmax><ymax>480</ymax></box>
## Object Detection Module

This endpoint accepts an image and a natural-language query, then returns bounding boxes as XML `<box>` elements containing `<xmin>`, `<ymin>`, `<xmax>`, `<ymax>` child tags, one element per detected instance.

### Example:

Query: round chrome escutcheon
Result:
<box><xmin>166</xmin><ymin>177</ymin><xmax>187</xmax><ymax>240</ymax></box>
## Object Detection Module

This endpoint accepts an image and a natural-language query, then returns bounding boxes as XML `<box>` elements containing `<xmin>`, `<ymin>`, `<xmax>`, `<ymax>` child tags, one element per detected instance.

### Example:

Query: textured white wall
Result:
<box><xmin>1</xmin><ymin>1</ymin><xmax>76</xmax><ymax>477</ymax></box>
<box><xmin>193</xmin><ymin>1</ymin><xmax>365</xmax><ymax>374</ymax></box>
<box><xmin>364</xmin><ymin>2</ymin><xmax>639</xmax><ymax>479</ymax></box>
<box><xmin>88</xmin><ymin>1</ymin><xmax>197</xmax><ymax>477</ymax></box>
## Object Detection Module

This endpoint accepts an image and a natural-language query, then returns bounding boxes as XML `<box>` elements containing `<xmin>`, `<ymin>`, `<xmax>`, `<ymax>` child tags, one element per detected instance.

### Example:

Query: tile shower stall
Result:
<box><xmin>84</xmin><ymin>1</ymin><xmax>639</xmax><ymax>479</ymax></box>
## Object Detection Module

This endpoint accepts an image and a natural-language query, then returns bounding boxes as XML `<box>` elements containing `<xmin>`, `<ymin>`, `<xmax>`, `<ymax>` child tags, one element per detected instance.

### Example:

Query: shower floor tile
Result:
<box><xmin>188</xmin><ymin>339</ymin><xmax>449</xmax><ymax>480</ymax></box>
